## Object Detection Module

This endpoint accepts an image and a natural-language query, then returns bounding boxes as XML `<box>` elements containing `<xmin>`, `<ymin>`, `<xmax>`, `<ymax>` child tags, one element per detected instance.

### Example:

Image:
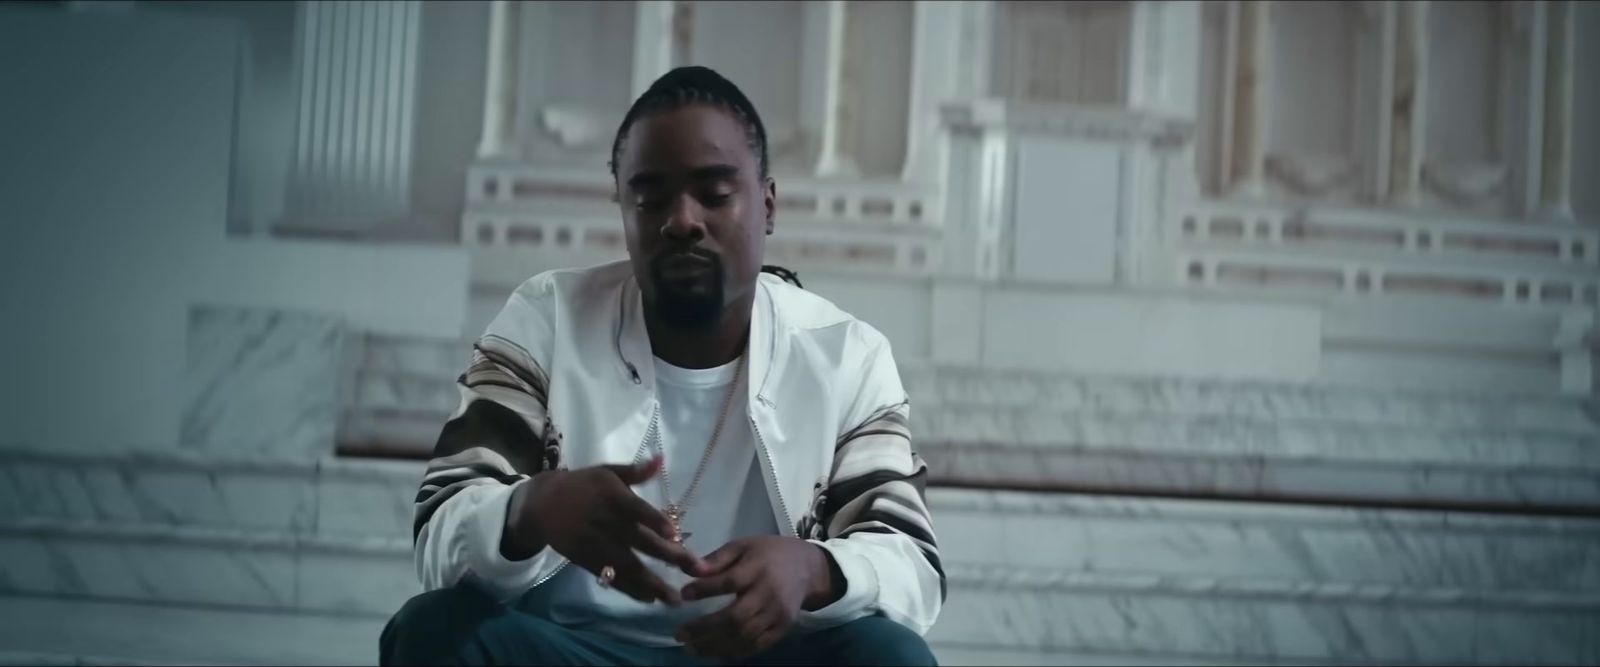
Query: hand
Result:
<box><xmin>502</xmin><ymin>456</ymin><xmax>706</xmax><ymax>606</ymax></box>
<box><xmin>673</xmin><ymin>536</ymin><xmax>840</xmax><ymax>660</ymax></box>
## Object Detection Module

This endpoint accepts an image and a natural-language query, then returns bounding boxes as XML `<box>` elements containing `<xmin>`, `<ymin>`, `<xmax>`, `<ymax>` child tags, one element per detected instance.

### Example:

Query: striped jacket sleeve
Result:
<box><xmin>795</xmin><ymin>326</ymin><xmax>945</xmax><ymax>635</ymax></box>
<box><xmin>412</xmin><ymin>287</ymin><xmax>567</xmax><ymax>601</ymax></box>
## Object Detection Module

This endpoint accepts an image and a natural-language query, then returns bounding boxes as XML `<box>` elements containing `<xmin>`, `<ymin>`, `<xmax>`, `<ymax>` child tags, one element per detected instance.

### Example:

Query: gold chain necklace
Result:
<box><xmin>653</xmin><ymin>353</ymin><xmax>746</xmax><ymax>544</ymax></box>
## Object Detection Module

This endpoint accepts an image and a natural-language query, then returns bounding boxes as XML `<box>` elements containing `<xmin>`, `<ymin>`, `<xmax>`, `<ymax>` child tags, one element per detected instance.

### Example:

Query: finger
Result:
<box><xmin>612</xmin><ymin>566</ymin><xmax>678</xmax><ymax>606</ymax></box>
<box><xmin>749</xmin><ymin>624</ymin><xmax>787</xmax><ymax>657</ymax></box>
<box><xmin>683</xmin><ymin>622</ymin><xmax>744</xmax><ymax>661</ymax></box>
<box><xmin>682</xmin><ymin>561</ymin><xmax>754</xmax><ymax>601</ymax></box>
<box><xmin>686</xmin><ymin>607</ymin><xmax>772</xmax><ymax>662</ymax></box>
<box><xmin>678</xmin><ymin>588</ymin><xmax>766</xmax><ymax>646</ymax></box>
<box><xmin>718</xmin><ymin>616</ymin><xmax>781</xmax><ymax>661</ymax></box>
<box><xmin>692</xmin><ymin>540</ymin><xmax>747</xmax><ymax>578</ymax></box>
<box><xmin>604</xmin><ymin>455</ymin><xmax>662</xmax><ymax>486</ymax></box>
<box><xmin>720</xmin><ymin>607</ymin><xmax>779</xmax><ymax>660</ymax></box>
<box><xmin>628</xmin><ymin>523</ymin><xmax>707</xmax><ymax>575</ymax></box>
<box><xmin>596</xmin><ymin>545</ymin><xmax>681</xmax><ymax>606</ymax></box>
<box><xmin>609</xmin><ymin>490</ymin><xmax>677</xmax><ymax>540</ymax></box>
<box><xmin>676</xmin><ymin>602</ymin><xmax>736</xmax><ymax>647</ymax></box>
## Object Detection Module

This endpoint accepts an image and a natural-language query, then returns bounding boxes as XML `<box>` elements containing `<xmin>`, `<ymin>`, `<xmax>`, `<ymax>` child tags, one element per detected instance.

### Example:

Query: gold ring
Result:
<box><xmin>597</xmin><ymin>565</ymin><xmax>616</xmax><ymax>588</ymax></box>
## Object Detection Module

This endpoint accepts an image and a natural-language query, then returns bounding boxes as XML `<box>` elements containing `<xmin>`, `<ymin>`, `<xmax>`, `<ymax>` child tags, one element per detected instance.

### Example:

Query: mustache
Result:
<box><xmin>650</xmin><ymin>247</ymin><xmax>721</xmax><ymax>268</ymax></box>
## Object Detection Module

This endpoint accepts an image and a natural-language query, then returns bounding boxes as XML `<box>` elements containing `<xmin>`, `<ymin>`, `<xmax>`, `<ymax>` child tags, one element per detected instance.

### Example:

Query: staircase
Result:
<box><xmin>2</xmin><ymin>333</ymin><xmax>1597</xmax><ymax>665</ymax></box>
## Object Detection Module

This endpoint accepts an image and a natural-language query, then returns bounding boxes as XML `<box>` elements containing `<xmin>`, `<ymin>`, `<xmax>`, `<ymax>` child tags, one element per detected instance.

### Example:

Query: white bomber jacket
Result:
<box><xmin>411</xmin><ymin>260</ymin><xmax>945</xmax><ymax>634</ymax></box>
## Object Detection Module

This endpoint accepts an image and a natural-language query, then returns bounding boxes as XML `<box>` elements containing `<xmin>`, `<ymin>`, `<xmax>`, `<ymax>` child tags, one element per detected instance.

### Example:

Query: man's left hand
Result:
<box><xmin>675</xmin><ymin>535</ymin><xmax>840</xmax><ymax>660</ymax></box>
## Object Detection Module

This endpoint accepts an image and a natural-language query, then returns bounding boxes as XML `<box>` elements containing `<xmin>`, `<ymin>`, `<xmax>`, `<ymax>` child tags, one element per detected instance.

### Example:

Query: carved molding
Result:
<box><xmin>1264</xmin><ymin>153</ymin><xmax>1359</xmax><ymax>199</ymax></box>
<box><xmin>1420</xmin><ymin>161</ymin><xmax>1509</xmax><ymax>209</ymax></box>
<box><xmin>941</xmin><ymin>99</ymin><xmax>1193</xmax><ymax>147</ymax></box>
<box><xmin>536</xmin><ymin>105</ymin><xmax>607</xmax><ymax>150</ymax></box>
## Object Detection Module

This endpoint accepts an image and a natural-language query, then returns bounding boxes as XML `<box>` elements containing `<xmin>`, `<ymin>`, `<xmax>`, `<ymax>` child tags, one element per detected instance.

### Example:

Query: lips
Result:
<box><xmin>656</xmin><ymin>252</ymin><xmax>714</xmax><ymax>281</ymax></box>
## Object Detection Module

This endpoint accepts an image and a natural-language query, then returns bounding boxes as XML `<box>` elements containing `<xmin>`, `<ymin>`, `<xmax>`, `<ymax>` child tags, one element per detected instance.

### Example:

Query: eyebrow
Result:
<box><xmin>625</xmin><ymin>164</ymin><xmax>741</xmax><ymax>190</ymax></box>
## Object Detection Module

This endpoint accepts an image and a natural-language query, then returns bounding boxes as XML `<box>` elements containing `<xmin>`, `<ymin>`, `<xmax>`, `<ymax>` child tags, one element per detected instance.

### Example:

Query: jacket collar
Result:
<box><xmin>614</xmin><ymin>274</ymin><xmax>789</xmax><ymax>413</ymax></box>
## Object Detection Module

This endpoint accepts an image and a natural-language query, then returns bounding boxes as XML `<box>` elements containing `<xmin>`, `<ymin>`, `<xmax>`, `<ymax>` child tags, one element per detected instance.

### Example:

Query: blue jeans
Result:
<box><xmin>380</xmin><ymin>584</ymin><xmax>937</xmax><ymax>666</ymax></box>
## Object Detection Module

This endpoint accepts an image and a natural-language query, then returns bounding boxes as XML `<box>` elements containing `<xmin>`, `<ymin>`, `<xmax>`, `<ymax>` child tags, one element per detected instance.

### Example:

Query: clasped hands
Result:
<box><xmin>502</xmin><ymin>456</ymin><xmax>842</xmax><ymax>660</ymax></box>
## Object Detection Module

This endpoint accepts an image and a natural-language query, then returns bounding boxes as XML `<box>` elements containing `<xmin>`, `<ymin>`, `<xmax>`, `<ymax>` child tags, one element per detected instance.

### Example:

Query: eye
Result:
<box><xmin>699</xmin><ymin>192</ymin><xmax>732</xmax><ymax>208</ymax></box>
<box><xmin>635</xmin><ymin>198</ymin><xmax>668</xmax><ymax>214</ymax></box>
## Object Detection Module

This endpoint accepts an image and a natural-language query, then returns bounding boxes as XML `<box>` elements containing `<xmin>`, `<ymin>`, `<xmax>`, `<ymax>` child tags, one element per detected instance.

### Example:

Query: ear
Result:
<box><xmin>763</xmin><ymin>177</ymin><xmax>777</xmax><ymax>236</ymax></box>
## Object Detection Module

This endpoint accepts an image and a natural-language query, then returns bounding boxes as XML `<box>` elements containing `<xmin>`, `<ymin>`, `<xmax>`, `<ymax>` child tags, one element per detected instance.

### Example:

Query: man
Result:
<box><xmin>381</xmin><ymin>66</ymin><xmax>944</xmax><ymax>666</ymax></box>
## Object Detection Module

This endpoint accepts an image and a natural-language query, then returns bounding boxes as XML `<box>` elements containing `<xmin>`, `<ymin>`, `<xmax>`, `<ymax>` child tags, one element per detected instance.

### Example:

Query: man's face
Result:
<box><xmin>616</xmin><ymin>104</ymin><xmax>775</xmax><ymax>330</ymax></box>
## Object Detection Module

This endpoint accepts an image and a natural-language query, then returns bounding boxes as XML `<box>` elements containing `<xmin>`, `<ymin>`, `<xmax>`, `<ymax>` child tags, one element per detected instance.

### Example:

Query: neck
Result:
<box><xmin>644</xmin><ymin>292</ymin><xmax>754</xmax><ymax>369</ymax></box>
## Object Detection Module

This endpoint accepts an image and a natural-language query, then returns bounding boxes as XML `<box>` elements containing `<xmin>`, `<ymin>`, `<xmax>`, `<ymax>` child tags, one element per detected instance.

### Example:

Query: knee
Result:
<box><xmin>829</xmin><ymin>616</ymin><xmax>938</xmax><ymax>666</ymax></box>
<box><xmin>381</xmin><ymin>585</ymin><xmax>498</xmax><ymax>666</ymax></box>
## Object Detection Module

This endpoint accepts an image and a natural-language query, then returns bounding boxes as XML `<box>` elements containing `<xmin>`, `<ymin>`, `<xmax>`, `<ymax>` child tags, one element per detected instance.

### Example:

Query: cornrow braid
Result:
<box><xmin>608</xmin><ymin>66</ymin><xmax>770</xmax><ymax>182</ymax></box>
<box><xmin>761</xmin><ymin>264</ymin><xmax>803</xmax><ymax>289</ymax></box>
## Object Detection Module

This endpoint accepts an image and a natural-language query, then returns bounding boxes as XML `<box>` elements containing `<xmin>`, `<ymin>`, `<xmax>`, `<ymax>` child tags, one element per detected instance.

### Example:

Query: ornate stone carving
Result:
<box><xmin>536</xmin><ymin>106</ymin><xmax>607</xmax><ymax>150</ymax></box>
<box><xmin>1265</xmin><ymin>153</ymin><xmax>1358</xmax><ymax>198</ymax></box>
<box><xmin>941</xmin><ymin>99</ymin><xmax>1192</xmax><ymax>147</ymax></box>
<box><xmin>1420</xmin><ymin>161</ymin><xmax>1508</xmax><ymax>208</ymax></box>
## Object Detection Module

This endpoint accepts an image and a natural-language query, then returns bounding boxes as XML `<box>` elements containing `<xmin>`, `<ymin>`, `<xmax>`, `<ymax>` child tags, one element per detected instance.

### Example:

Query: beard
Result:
<box><xmin>648</xmin><ymin>249</ymin><xmax>726</xmax><ymax>330</ymax></box>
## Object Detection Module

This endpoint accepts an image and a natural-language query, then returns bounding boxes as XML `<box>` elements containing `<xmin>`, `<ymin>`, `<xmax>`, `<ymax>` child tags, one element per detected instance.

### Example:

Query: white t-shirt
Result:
<box><xmin>531</xmin><ymin>354</ymin><xmax>779</xmax><ymax>646</ymax></box>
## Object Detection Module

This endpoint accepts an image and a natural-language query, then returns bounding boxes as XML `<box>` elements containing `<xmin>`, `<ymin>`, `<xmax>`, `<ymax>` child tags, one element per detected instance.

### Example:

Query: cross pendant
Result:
<box><xmin>665</xmin><ymin>504</ymin><xmax>691</xmax><ymax>544</ymax></box>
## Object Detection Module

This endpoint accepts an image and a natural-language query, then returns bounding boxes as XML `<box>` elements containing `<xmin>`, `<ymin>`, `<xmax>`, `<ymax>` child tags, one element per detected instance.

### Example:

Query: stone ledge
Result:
<box><xmin>930</xmin><ymin>487</ymin><xmax>1600</xmax><ymax>533</ymax></box>
<box><xmin>919</xmin><ymin>408</ymin><xmax>1599</xmax><ymax>468</ymax></box>
<box><xmin>933</xmin><ymin>583</ymin><xmax>1598</xmax><ymax>665</ymax></box>
<box><xmin>350</xmin><ymin>336</ymin><xmax>1598</xmax><ymax>431</ymax></box>
<box><xmin>4</xmin><ymin>513</ymin><xmax>1597</xmax><ymax>616</ymax></box>
<box><xmin>0</xmin><ymin>447</ymin><xmax>420</xmax><ymax>542</ymax></box>
<box><xmin>0</xmin><ymin>595</ymin><xmax>379</xmax><ymax>666</ymax></box>
<box><xmin>925</xmin><ymin>442</ymin><xmax>1600</xmax><ymax>512</ymax></box>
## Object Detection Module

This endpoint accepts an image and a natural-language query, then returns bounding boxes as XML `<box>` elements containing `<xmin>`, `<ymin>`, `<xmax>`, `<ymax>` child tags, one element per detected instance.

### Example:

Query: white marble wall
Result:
<box><xmin>181</xmin><ymin>305</ymin><xmax>350</xmax><ymax>460</ymax></box>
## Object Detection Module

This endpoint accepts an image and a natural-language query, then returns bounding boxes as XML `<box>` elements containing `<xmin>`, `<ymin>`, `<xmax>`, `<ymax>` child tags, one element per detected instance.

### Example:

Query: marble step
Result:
<box><xmin>338</xmin><ymin>384</ymin><xmax>1600</xmax><ymax>470</ymax></box>
<box><xmin>336</xmin><ymin>400</ymin><xmax>1600</xmax><ymax>509</ymax></box>
<box><xmin>3</xmin><ymin>447</ymin><xmax>1597</xmax><ymax>665</ymax></box>
<box><xmin>934</xmin><ymin>489</ymin><xmax>1600</xmax><ymax>594</ymax></box>
<box><xmin>4</xmin><ymin>451</ymin><xmax>1597</xmax><ymax>593</ymax></box>
<box><xmin>938</xmin><ymin>564</ymin><xmax>1599</xmax><ymax>665</ymax></box>
<box><xmin>0</xmin><ymin>448</ymin><xmax>421</xmax><ymax>542</ymax></box>
<box><xmin>0</xmin><ymin>594</ymin><xmax>1344</xmax><ymax>667</ymax></box>
<box><xmin>919</xmin><ymin>440</ymin><xmax>1600</xmax><ymax>511</ymax></box>
<box><xmin>344</xmin><ymin>364</ymin><xmax>1600</xmax><ymax>469</ymax></box>
<box><xmin>900</xmin><ymin>367</ymin><xmax>1599</xmax><ymax>437</ymax></box>
<box><xmin>6</xmin><ymin>448</ymin><xmax>1597</xmax><ymax>587</ymax></box>
<box><xmin>0</xmin><ymin>595</ymin><xmax>380</xmax><ymax>666</ymax></box>
<box><xmin>9</xmin><ymin>448</ymin><xmax>1598</xmax><ymax>595</ymax></box>
<box><xmin>346</xmin><ymin>340</ymin><xmax>1600</xmax><ymax>437</ymax></box>
<box><xmin>1</xmin><ymin>515</ymin><xmax>1596</xmax><ymax>665</ymax></box>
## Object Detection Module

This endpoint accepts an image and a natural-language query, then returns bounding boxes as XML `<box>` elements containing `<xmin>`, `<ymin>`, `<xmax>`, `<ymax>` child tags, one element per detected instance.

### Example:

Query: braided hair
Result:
<box><xmin>608</xmin><ymin>65</ymin><xmax>769</xmax><ymax>182</ymax></box>
<box><xmin>609</xmin><ymin>66</ymin><xmax>800</xmax><ymax>289</ymax></box>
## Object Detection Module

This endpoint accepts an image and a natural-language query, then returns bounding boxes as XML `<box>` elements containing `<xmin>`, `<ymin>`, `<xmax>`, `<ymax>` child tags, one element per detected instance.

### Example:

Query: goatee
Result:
<box><xmin>649</xmin><ymin>251</ymin><xmax>725</xmax><ymax>330</ymax></box>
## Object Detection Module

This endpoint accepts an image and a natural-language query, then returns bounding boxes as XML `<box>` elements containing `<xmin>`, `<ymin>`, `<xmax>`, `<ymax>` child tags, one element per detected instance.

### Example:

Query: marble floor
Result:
<box><xmin>0</xmin><ymin>595</ymin><xmax>382</xmax><ymax>666</ymax></box>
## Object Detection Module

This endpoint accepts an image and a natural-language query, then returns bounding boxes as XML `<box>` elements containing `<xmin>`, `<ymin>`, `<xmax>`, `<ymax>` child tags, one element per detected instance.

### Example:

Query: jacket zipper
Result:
<box><xmin>530</xmin><ymin>555</ymin><xmax>570</xmax><ymax>588</ymax></box>
<box><xmin>749</xmin><ymin>404</ymin><xmax>795</xmax><ymax>537</ymax></box>
<box><xmin>529</xmin><ymin>403</ymin><xmax>662</xmax><ymax>589</ymax></box>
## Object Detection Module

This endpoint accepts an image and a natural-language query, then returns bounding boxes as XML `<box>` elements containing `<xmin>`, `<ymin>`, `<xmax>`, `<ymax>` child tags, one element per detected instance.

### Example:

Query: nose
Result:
<box><xmin>660</xmin><ymin>194</ymin><xmax>706</xmax><ymax>243</ymax></box>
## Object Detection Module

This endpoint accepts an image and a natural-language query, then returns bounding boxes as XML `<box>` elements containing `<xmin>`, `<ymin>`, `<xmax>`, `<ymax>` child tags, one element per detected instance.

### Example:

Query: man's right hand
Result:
<box><xmin>500</xmin><ymin>456</ymin><xmax>706</xmax><ymax>606</ymax></box>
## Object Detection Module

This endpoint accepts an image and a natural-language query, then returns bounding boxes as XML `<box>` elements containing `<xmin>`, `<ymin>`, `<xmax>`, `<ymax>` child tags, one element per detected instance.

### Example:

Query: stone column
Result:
<box><xmin>1225</xmin><ymin>0</ymin><xmax>1269</xmax><ymax>198</ymax></box>
<box><xmin>476</xmin><ymin>1</ymin><xmax>520</xmax><ymax>160</ymax></box>
<box><xmin>632</xmin><ymin>1</ymin><xmax>676</xmax><ymax>99</ymax></box>
<box><xmin>1387</xmin><ymin>0</ymin><xmax>1428</xmax><ymax>206</ymax></box>
<box><xmin>285</xmin><ymin>0</ymin><xmax>421</xmax><ymax>230</ymax></box>
<box><xmin>1540</xmin><ymin>0</ymin><xmax>1576</xmax><ymax>221</ymax></box>
<box><xmin>801</xmin><ymin>1</ymin><xmax>852</xmax><ymax>176</ymax></box>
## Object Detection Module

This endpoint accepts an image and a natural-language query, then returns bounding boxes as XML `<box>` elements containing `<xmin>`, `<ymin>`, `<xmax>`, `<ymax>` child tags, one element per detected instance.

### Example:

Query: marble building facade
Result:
<box><xmin>1</xmin><ymin>1</ymin><xmax>1598</xmax><ymax>664</ymax></box>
